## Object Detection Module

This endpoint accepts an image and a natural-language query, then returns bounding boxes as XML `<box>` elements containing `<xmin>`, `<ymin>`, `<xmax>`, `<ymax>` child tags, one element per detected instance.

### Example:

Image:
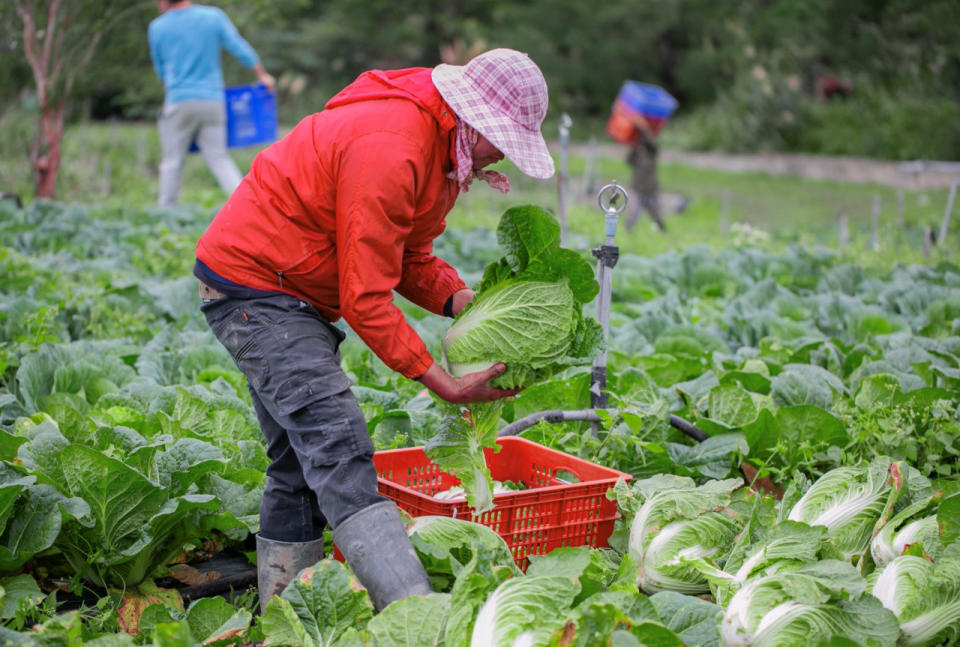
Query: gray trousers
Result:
<box><xmin>157</xmin><ymin>100</ymin><xmax>243</xmax><ymax>207</ymax></box>
<box><xmin>201</xmin><ymin>293</ymin><xmax>385</xmax><ymax>542</ymax></box>
<box><xmin>626</xmin><ymin>140</ymin><xmax>664</xmax><ymax>232</ymax></box>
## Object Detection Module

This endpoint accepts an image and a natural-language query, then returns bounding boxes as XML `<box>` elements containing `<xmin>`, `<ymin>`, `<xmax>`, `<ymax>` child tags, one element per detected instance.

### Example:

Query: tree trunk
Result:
<box><xmin>30</xmin><ymin>101</ymin><xmax>66</xmax><ymax>198</ymax></box>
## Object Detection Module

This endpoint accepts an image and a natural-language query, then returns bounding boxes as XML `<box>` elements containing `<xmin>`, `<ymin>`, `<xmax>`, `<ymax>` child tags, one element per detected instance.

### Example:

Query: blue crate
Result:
<box><xmin>188</xmin><ymin>83</ymin><xmax>277</xmax><ymax>153</ymax></box>
<box><xmin>617</xmin><ymin>81</ymin><xmax>677</xmax><ymax>120</ymax></box>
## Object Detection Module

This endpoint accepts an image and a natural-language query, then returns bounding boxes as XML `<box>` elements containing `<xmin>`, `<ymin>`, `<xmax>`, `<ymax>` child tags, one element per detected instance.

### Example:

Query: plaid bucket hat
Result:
<box><xmin>432</xmin><ymin>48</ymin><xmax>555</xmax><ymax>179</ymax></box>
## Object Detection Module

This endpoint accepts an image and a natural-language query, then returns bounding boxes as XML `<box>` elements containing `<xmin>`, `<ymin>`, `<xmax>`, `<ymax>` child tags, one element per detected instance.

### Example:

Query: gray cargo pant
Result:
<box><xmin>201</xmin><ymin>292</ymin><xmax>385</xmax><ymax>542</ymax></box>
<box><xmin>158</xmin><ymin>100</ymin><xmax>243</xmax><ymax>207</ymax></box>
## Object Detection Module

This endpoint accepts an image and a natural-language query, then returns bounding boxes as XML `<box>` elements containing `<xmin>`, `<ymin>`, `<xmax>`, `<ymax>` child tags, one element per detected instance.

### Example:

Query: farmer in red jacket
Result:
<box><xmin>194</xmin><ymin>48</ymin><xmax>554</xmax><ymax>611</ymax></box>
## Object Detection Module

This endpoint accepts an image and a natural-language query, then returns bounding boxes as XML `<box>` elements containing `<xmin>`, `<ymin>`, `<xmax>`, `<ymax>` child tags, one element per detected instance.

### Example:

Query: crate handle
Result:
<box><xmin>553</xmin><ymin>467</ymin><xmax>582</xmax><ymax>484</ymax></box>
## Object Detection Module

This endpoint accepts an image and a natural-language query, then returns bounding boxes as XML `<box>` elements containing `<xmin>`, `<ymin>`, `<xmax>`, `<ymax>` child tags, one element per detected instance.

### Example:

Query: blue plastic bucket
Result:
<box><xmin>617</xmin><ymin>81</ymin><xmax>677</xmax><ymax>120</ymax></box>
<box><xmin>606</xmin><ymin>81</ymin><xmax>677</xmax><ymax>144</ymax></box>
<box><xmin>188</xmin><ymin>83</ymin><xmax>277</xmax><ymax>153</ymax></box>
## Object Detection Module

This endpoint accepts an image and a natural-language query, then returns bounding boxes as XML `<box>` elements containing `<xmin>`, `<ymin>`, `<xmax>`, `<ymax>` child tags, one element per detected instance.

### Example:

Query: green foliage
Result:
<box><xmin>0</xmin><ymin>188</ymin><xmax>957</xmax><ymax>644</ymax></box>
<box><xmin>4</xmin><ymin>0</ymin><xmax>958</xmax><ymax>164</ymax></box>
<box><xmin>259</xmin><ymin>559</ymin><xmax>373</xmax><ymax>647</ymax></box>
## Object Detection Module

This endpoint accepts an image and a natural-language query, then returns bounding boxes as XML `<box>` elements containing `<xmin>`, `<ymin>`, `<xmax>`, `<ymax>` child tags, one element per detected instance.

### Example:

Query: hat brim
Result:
<box><xmin>433</xmin><ymin>64</ymin><xmax>555</xmax><ymax>179</ymax></box>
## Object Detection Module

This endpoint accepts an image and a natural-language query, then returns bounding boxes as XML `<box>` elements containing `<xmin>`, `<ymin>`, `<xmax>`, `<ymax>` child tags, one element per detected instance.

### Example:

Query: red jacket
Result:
<box><xmin>196</xmin><ymin>68</ymin><xmax>467</xmax><ymax>379</ymax></box>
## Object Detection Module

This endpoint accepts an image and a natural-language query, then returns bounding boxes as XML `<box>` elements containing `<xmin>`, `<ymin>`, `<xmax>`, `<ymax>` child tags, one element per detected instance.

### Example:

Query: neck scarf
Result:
<box><xmin>448</xmin><ymin>120</ymin><xmax>510</xmax><ymax>194</ymax></box>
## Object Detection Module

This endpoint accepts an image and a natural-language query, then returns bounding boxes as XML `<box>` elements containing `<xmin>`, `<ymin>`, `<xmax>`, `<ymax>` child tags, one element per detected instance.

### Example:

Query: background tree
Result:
<box><xmin>1</xmin><ymin>0</ymin><xmax>151</xmax><ymax>198</ymax></box>
<box><xmin>1</xmin><ymin>0</ymin><xmax>958</xmax><ymax>189</ymax></box>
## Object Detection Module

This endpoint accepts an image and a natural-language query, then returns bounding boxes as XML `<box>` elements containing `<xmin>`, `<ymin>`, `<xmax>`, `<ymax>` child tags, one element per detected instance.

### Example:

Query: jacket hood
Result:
<box><xmin>325</xmin><ymin>67</ymin><xmax>456</xmax><ymax>131</ymax></box>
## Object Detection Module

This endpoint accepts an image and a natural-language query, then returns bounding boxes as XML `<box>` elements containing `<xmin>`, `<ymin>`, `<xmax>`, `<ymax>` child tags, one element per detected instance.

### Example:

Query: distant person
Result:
<box><xmin>626</xmin><ymin>113</ymin><xmax>665</xmax><ymax>232</ymax></box>
<box><xmin>149</xmin><ymin>0</ymin><xmax>275</xmax><ymax>207</ymax></box>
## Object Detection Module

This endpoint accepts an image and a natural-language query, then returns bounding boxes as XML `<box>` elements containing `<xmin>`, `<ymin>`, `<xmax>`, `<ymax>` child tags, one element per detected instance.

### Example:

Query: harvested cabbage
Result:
<box><xmin>426</xmin><ymin>206</ymin><xmax>602</xmax><ymax>514</ymax></box>
<box><xmin>441</xmin><ymin>205</ymin><xmax>601</xmax><ymax>389</ymax></box>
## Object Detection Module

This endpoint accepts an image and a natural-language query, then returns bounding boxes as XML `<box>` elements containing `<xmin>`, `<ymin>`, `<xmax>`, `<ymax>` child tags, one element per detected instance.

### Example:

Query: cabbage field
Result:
<box><xmin>0</xmin><ymin>198</ymin><xmax>959</xmax><ymax>646</ymax></box>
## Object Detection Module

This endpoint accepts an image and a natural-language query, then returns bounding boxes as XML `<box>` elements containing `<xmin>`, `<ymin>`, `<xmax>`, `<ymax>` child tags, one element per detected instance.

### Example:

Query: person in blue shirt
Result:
<box><xmin>149</xmin><ymin>0</ymin><xmax>275</xmax><ymax>206</ymax></box>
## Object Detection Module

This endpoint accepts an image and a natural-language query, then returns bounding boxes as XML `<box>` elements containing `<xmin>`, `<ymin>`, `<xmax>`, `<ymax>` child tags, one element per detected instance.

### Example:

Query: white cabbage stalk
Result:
<box><xmin>786</xmin><ymin>462</ymin><xmax>891</xmax><ymax>559</ymax></box>
<box><xmin>870</xmin><ymin>514</ymin><xmax>939</xmax><ymax>567</ymax></box>
<box><xmin>469</xmin><ymin>576</ymin><xmax>578</xmax><ymax>647</ymax></box>
<box><xmin>870</xmin><ymin>554</ymin><xmax>960</xmax><ymax>646</ymax></box>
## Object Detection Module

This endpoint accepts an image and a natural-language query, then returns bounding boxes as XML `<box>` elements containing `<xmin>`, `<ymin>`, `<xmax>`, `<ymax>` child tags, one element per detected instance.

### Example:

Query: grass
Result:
<box><xmin>1</xmin><ymin>119</ymin><xmax>955</xmax><ymax>267</ymax></box>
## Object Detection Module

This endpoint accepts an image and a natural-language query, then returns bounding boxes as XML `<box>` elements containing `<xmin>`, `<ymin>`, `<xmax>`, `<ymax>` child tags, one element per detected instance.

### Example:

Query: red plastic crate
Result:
<box><xmin>373</xmin><ymin>436</ymin><xmax>631</xmax><ymax>570</ymax></box>
<box><xmin>606</xmin><ymin>98</ymin><xmax>666</xmax><ymax>144</ymax></box>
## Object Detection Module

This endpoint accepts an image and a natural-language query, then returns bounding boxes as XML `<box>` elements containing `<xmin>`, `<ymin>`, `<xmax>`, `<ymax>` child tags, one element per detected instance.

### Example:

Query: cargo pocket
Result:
<box><xmin>232</xmin><ymin>335</ymin><xmax>269</xmax><ymax>392</ymax></box>
<box><xmin>210</xmin><ymin>307</ymin><xmax>270</xmax><ymax>391</ymax></box>
<box><xmin>280</xmin><ymin>378</ymin><xmax>373</xmax><ymax>465</ymax></box>
<box><xmin>275</xmin><ymin>369</ymin><xmax>352</xmax><ymax>417</ymax></box>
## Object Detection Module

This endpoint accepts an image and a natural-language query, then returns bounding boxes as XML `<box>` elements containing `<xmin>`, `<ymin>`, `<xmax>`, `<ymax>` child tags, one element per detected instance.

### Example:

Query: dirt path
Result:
<box><xmin>564</xmin><ymin>142</ymin><xmax>960</xmax><ymax>189</ymax></box>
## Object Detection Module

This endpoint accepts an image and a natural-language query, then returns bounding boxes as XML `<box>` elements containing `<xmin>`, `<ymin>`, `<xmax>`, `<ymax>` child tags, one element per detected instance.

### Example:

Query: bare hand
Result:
<box><xmin>259</xmin><ymin>72</ymin><xmax>277</xmax><ymax>92</ymax></box>
<box><xmin>253</xmin><ymin>63</ymin><xmax>276</xmax><ymax>92</ymax></box>
<box><xmin>417</xmin><ymin>362</ymin><xmax>520</xmax><ymax>404</ymax></box>
<box><xmin>451</xmin><ymin>288</ymin><xmax>475</xmax><ymax>317</ymax></box>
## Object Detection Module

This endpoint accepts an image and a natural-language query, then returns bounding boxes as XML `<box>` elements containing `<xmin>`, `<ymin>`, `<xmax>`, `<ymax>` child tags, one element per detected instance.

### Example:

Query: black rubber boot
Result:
<box><xmin>332</xmin><ymin>500</ymin><xmax>433</xmax><ymax>611</ymax></box>
<box><xmin>255</xmin><ymin>534</ymin><xmax>326</xmax><ymax>613</ymax></box>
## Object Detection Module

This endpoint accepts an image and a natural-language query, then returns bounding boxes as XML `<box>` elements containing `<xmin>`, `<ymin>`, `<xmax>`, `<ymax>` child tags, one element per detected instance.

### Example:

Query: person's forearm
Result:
<box><xmin>416</xmin><ymin>362</ymin><xmax>459</xmax><ymax>402</ymax></box>
<box><xmin>253</xmin><ymin>63</ymin><xmax>276</xmax><ymax>91</ymax></box>
<box><xmin>450</xmin><ymin>288</ymin><xmax>475</xmax><ymax>316</ymax></box>
<box><xmin>416</xmin><ymin>361</ymin><xmax>520</xmax><ymax>404</ymax></box>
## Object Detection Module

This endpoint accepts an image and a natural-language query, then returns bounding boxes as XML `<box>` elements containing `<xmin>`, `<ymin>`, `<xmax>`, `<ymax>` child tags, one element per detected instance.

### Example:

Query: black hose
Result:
<box><xmin>669</xmin><ymin>414</ymin><xmax>708</xmax><ymax>442</ymax></box>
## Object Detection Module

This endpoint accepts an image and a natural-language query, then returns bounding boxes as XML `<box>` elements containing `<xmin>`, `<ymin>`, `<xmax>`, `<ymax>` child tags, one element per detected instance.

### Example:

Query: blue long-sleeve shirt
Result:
<box><xmin>148</xmin><ymin>5</ymin><xmax>260</xmax><ymax>104</ymax></box>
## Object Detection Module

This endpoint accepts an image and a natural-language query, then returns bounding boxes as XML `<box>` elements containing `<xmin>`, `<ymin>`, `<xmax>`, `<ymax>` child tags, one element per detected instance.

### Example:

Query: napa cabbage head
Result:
<box><xmin>615</xmin><ymin>475</ymin><xmax>744</xmax><ymax>595</ymax></box>
<box><xmin>684</xmin><ymin>521</ymin><xmax>832</xmax><ymax>607</ymax></box>
<box><xmin>869</xmin><ymin>545</ymin><xmax>960</xmax><ymax>646</ymax></box>
<box><xmin>469</xmin><ymin>576</ymin><xmax>580</xmax><ymax>647</ymax></box>
<box><xmin>407</xmin><ymin>515</ymin><xmax>521</xmax><ymax>584</ymax></box>
<box><xmin>786</xmin><ymin>460</ymin><xmax>932</xmax><ymax>561</ymax></box>
<box><xmin>441</xmin><ymin>205</ymin><xmax>602</xmax><ymax>390</ymax></box>
<box><xmin>786</xmin><ymin>460</ymin><xmax>894</xmax><ymax>560</ymax></box>
<box><xmin>443</xmin><ymin>280</ymin><xmax>579</xmax><ymax>388</ymax></box>
<box><xmin>426</xmin><ymin>206</ymin><xmax>601</xmax><ymax>514</ymax></box>
<box><xmin>720</xmin><ymin>560</ymin><xmax>900</xmax><ymax>647</ymax></box>
<box><xmin>870</xmin><ymin>493</ymin><xmax>943</xmax><ymax>567</ymax></box>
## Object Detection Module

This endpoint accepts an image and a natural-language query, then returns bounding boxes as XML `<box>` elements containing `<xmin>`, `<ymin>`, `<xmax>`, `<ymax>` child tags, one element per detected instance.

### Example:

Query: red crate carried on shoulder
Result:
<box><xmin>374</xmin><ymin>436</ymin><xmax>631</xmax><ymax>570</ymax></box>
<box><xmin>606</xmin><ymin>81</ymin><xmax>677</xmax><ymax>144</ymax></box>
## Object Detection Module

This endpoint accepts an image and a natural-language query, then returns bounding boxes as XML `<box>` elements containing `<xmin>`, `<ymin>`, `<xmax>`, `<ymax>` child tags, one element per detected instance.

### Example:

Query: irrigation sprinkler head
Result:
<box><xmin>597</xmin><ymin>182</ymin><xmax>628</xmax><ymax>240</ymax></box>
<box><xmin>598</xmin><ymin>182</ymin><xmax>627</xmax><ymax>216</ymax></box>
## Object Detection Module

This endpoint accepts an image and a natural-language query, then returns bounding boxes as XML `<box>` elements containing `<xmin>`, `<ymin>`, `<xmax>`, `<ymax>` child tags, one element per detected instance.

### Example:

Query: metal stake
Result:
<box><xmin>557</xmin><ymin>113</ymin><xmax>572</xmax><ymax>246</ymax></box>
<box><xmin>720</xmin><ymin>189</ymin><xmax>731</xmax><ymax>235</ymax></box>
<box><xmin>590</xmin><ymin>183</ymin><xmax>627</xmax><ymax>427</ymax></box>
<box><xmin>582</xmin><ymin>136</ymin><xmax>598</xmax><ymax>200</ymax></box>
<box><xmin>940</xmin><ymin>177</ymin><xmax>957</xmax><ymax>245</ymax></box>
<box><xmin>897</xmin><ymin>187</ymin><xmax>904</xmax><ymax>228</ymax></box>
<box><xmin>871</xmin><ymin>194</ymin><xmax>881</xmax><ymax>252</ymax></box>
